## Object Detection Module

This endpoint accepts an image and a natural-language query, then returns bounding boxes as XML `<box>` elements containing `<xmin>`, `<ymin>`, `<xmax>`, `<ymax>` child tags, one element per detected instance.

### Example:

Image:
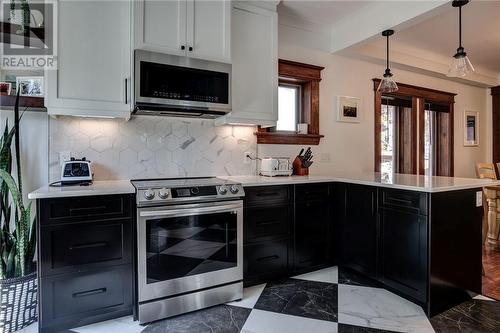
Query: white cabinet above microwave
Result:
<box><xmin>134</xmin><ymin>0</ymin><xmax>231</xmax><ymax>64</ymax></box>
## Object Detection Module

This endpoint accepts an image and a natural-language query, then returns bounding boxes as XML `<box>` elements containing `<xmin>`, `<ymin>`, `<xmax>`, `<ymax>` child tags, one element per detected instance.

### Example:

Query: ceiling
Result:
<box><xmin>278</xmin><ymin>0</ymin><xmax>373</xmax><ymax>26</ymax></box>
<box><xmin>369</xmin><ymin>1</ymin><xmax>500</xmax><ymax>75</ymax></box>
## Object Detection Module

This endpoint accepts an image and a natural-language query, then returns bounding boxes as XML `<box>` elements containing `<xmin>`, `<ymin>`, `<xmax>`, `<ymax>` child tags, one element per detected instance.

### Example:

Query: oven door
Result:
<box><xmin>137</xmin><ymin>200</ymin><xmax>243</xmax><ymax>302</ymax></box>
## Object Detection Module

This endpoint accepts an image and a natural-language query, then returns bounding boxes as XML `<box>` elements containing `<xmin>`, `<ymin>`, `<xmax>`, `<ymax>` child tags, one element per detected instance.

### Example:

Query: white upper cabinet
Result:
<box><xmin>135</xmin><ymin>0</ymin><xmax>231</xmax><ymax>63</ymax></box>
<box><xmin>215</xmin><ymin>2</ymin><xmax>278</xmax><ymax>126</ymax></box>
<box><xmin>45</xmin><ymin>0</ymin><xmax>132</xmax><ymax>118</ymax></box>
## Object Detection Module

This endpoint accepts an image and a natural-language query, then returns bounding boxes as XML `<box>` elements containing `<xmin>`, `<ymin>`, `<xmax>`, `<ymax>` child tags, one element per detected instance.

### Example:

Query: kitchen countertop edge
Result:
<box><xmin>28</xmin><ymin>180</ymin><xmax>136</xmax><ymax>200</ymax></box>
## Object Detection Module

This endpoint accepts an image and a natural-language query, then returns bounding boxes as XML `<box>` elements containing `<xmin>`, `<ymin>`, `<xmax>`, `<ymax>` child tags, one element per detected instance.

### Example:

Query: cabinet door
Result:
<box><xmin>379</xmin><ymin>207</ymin><xmax>427</xmax><ymax>302</ymax></box>
<box><xmin>134</xmin><ymin>0</ymin><xmax>187</xmax><ymax>55</ymax></box>
<box><xmin>186</xmin><ymin>0</ymin><xmax>231</xmax><ymax>63</ymax></box>
<box><xmin>294</xmin><ymin>200</ymin><xmax>330</xmax><ymax>272</ymax></box>
<box><xmin>338</xmin><ymin>184</ymin><xmax>377</xmax><ymax>277</ymax></box>
<box><xmin>215</xmin><ymin>3</ymin><xmax>277</xmax><ymax>126</ymax></box>
<box><xmin>45</xmin><ymin>0</ymin><xmax>132</xmax><ymax>118</ymax></box>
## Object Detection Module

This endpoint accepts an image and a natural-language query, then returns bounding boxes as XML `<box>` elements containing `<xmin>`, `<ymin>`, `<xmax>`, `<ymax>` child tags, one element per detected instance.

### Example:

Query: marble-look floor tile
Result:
<box><xmin>241</xmin><ymin>309</ymin><xmax>338</xmax><ymax>333</ymax></box>
<box><xmin>430</xmin><ymin>299</ymin><xmax>500</xmax><ymax>333</ymax></box>
<box><xmin>142</xmin><ymin>305</ymin><xmax>251</xmax><ymax>333</ymax></box>
<box><xmin>254</xmin><ymin>278</ymin><xmax>338</xmax><ymax>322</ymax></box>
<box><xmin>338</xmin><ymin>284</ymin><xmax>434</xmax><ymax>333</ymax></box>
<box><xmin>338</xmin><ymin>267</ymin><xmax>381</xmax><ymax>288</ymax></box>
<box><xmin>473</xmin><ymin>294</ymin><xmax>495</xmax><ymax>301</ymax></box>
<box><xmin>293</xmin><ymin>266</ymin><xmax>338</xmax><ymax>284</ymax></box>
<box><xmin>227</xmin><ymin>284</ymin><xmax>266</xmax><ymax>309</ymax></box>
<box><xmin>338</xmin><ymin>323</ymin><xmax>399</xmax><ymax>332</ymax></box>
<box><xmin>73</xmin><ymin>315</ymin><xmax>143</xmax><ymax>333</ymax></box>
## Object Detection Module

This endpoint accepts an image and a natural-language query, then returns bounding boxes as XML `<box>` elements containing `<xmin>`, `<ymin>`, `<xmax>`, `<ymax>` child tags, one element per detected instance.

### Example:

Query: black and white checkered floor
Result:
<box><xmin>20</xmin><ymin>266</ymin><xmax>500</xmax><ymax>333</ymax></box>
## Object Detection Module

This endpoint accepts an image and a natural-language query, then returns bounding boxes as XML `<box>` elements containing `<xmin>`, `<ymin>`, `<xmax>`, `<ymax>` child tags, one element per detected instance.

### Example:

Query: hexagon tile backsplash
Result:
<box><xmin>49</xmin><ymin>116</ymin><xmax>258</xmax><ymax>181</ymax></box>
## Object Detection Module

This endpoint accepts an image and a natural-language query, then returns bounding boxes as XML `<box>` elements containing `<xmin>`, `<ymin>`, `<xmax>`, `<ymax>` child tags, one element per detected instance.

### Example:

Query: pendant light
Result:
<box><xmin>378</xmin><ymin>29</ymin><xmax>398</xmax><ymax>93</ymax></box>
<box><xmin>447</xmin><ymin>0</ymin><xmax>474</xmax><ymax>77</ymax></box>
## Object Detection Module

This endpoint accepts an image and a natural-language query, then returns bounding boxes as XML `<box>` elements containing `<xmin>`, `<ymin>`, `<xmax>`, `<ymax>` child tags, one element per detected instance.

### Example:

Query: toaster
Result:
<box><xmin>61</xmin><ymin>158</ymin><xmax>93</xmax><ymax>185</ymax></box>
<box><xmin>260</xmin><ymin>158</ymin><xmax>293</xmax><ymax>177</ymax></box>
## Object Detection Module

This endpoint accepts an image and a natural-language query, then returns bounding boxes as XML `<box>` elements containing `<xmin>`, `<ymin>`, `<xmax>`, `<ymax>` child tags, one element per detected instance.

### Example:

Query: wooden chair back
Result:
<box><xmin>476</xmin><ymin>163</ymin><xmax>498</xmax><ymax>180</ymax></box>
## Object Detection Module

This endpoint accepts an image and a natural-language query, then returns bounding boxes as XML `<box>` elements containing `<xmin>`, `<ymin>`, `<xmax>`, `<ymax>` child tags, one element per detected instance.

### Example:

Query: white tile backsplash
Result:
<box><xmin>49</xmin><ymin>116</ymin><xmax>257</xmax><ymax>181</ymax></box>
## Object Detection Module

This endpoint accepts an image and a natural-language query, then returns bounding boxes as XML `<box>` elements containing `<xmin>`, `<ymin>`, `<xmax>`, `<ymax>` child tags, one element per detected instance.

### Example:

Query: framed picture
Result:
<box><xmin>337</xmin><ymin>96</ymin><xmax>362</xmax><ymax>123</ymax></box>
<box><xmin>16</xmin><ymin>76</ymin><xmax>44</xmax><ymax>97</ymax></box>
<box><xmin>0</xmin><ymin>82</ymin><xmax>11</xmax><ymax>96</ymax></box>
<box><xmin>463</xmin><ymin>111</ymin><xmax>479</xmax><ymax>147</ymax></box>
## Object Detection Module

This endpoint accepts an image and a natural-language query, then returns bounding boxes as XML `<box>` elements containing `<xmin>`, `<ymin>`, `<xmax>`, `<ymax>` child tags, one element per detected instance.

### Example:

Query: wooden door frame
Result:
<box><xmin>373</xmin><ymin>79</ymin><xmax>456</xmax><ymax>175</ymax></box>
<box><xmin>492</xmin><ymin>86</ymin><xmax>500</xmax><ymax>163</ymax></box>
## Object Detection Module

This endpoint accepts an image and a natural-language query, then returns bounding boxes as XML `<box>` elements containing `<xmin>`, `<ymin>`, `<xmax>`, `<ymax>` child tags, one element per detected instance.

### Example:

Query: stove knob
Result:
<box><xmin>158</xmin><ymin>188</ymin><xmax>170</xmax><ymax>199</ymax></box>
<box><xmin>229</xmin><ymin>185</ymin><xmax>239</xmax><ymax>194</ymax></box>
<box><xmin>218</xmin><ymin>185</ymin><xmax>228</xmax><ymax>195</ymax></box>
<box><xmin>191</xmin><ymin>187</ymin><xmax>200</xmax><ymax>195</ymax></box>
<box><xmin>143</xmin><ymin>189</ymin><xmax>155</xmax><ymax>200</ymax></box>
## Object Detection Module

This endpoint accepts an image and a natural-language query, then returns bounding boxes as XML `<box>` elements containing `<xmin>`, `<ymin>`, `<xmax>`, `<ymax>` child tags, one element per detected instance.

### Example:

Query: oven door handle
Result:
<box><xmin>139</xmin><ymin>204</ymin><xmax>241</xmax><ymax>218</ymax></box>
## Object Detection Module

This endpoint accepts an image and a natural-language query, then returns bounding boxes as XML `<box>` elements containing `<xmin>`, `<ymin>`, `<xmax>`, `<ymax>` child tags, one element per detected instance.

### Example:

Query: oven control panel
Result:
<box><xmin>136</xmin><ymin>184</ymin><xmax>244</xmax><ymax>205</ymax></box>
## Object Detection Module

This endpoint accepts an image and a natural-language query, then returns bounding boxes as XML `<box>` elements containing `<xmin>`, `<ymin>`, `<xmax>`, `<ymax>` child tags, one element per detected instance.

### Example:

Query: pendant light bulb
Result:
<box><xmin>378</xmin><ymin>29</ymin><xmax>398</xmax><ymax>93</ymax></box>
<box><xmin>447</xmin><ymin>0</ymin><xmax>474</xmax><ymax>78</ymax></box>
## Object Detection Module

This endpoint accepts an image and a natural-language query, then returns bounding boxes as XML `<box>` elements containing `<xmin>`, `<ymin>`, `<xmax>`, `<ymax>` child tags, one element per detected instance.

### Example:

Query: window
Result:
<box><xmin>256</xmin><ymin>59</ymin><xmax>324</xmax><ymax>145</ymax></box>
<box><xmin>277</xmin><ymin>84</ymin><xmax>300</xmax><ymax>132</ymax></box>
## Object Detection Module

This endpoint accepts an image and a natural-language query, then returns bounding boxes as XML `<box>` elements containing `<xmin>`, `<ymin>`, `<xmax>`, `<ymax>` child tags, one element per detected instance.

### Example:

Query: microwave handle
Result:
<box><xmin>139</xmin><ymin>203</ymin><xmax>241</xmax><ymax>218</ymax></box>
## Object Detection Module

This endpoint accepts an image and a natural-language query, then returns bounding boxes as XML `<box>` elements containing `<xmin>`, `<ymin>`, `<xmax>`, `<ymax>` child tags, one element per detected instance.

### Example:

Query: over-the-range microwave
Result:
<box><xmin>134</xmin><ymin>49</ymin><xmax>231</xmax><ymax>118</ymax></box>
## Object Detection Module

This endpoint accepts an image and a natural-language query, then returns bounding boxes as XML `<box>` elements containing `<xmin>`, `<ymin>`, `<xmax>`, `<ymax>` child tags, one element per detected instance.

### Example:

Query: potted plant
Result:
<box><xmin>0</xmin><ymin>91</ymin><xmax>37</xmax><ymax>333</ymax></box>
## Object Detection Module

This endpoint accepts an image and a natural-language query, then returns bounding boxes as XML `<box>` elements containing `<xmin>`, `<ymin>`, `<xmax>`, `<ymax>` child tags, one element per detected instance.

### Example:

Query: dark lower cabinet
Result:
<box><xmin>379</xmin><ymin>207</ymin><xmax>428</xmax><ymax>303</ymax></box>
<box><xmin>244</xmin><ymin>238</ymin><xmax>289</xmax><ymax>285</ymax></box>
<box><xmin>293</xmin><ymin>198</ymin><xmax>330</xmax><ymax>272</ymax></box>
<box><xmin>37</xmin><ymin>194</ymin><xmax>135</xmax><ymax>333</ymax></box>
<box><xmin>337</xmin><ymin>183</ymin><xmax>377</xmax><ymax>278</ymax></box>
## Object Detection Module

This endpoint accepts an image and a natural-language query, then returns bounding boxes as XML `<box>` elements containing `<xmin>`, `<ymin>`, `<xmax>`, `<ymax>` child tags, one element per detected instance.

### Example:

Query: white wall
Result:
<box><xmin>258</xmin><ymin>30</ymin><xmax>490</xmax><ymax>178</ymax></box>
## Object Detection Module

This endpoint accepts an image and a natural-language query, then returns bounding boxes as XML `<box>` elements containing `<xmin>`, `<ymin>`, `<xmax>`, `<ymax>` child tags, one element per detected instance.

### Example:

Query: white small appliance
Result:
<box><xmin>60</xmin><ymin>158</ymin><xmax>93</xmax><ymax>185</ymax></box>
<box><xmin>260</xmin><ymin>158</ymin><xmax>293</xmax><ymax>177</ymax></box>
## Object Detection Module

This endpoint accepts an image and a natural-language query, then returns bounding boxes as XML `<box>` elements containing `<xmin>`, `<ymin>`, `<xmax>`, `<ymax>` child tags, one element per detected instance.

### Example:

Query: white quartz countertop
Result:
<box><xmin>220</xmin><ymin>172</ymin><xmax>500</xmax><ymax>193</ymax></box>
<box><xmin>28</xmin><ymin>180</ymin><xmax>136</xmax><ymax>200</ymax></box>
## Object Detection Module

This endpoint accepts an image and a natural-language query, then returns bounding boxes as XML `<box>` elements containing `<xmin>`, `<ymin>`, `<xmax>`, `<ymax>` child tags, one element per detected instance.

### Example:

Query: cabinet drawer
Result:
<box><xmin>244</xmin><ymin>205</ymin><xmax>291</xmax><ymax>241</ymax></box>
<box><xmin>244</xmin><ymin>238</ymin><xmax>288</xmax><ymax>278</ymax></box>
<box><xmin>40</xmin><ymin>266</ymin><xmax>132</xmax><ymax>325</ymax></box>
<box><xmin>40</xmin><ymin>219</ymin><xmax>132</xmax><ymax>276</ymax></box>
<box><xmin>379</xmin><ymin>188</ymin><xmax>428</xmax><ymax>215</ymax></box>
<box><xmin>40</xmin><ymin>194</ymin><xmax>133</xmax><ymax>224</ymax></box>
<box><xmin>295</xmin><ymin>183</ymin><xmax>330</xmax><ymax>203</ymax></box>
<box><xmin>244</xmin><ymin>186</ymin><xmax>292</xmax><ymax>207</ymax></box>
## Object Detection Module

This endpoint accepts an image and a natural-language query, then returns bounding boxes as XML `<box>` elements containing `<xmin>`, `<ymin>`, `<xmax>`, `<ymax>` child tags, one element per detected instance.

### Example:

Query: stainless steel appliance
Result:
<box><xmin>260</xmin><ymin>157</ymin><xmax>293</xmax><ymax>177</ymax></box>
<box><xmin>60</xmin><ymin>158</ymin><xmax>93</xmax><ymax>185</ymax></box>
<box><xmin>134</xmin><ymin>50</ymin><xmax>231</xmax><ymax>118</ymax></box>
<box><xmin>132</xmin><ymin>177</ymin><xmax>244</xmax><ymax>324</ymax></box>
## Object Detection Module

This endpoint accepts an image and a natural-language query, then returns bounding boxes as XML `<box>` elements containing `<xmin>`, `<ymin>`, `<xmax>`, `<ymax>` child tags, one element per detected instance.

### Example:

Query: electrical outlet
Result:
<box><xmin>476</xmin><ymin>191</ymin><xmax>483</xmax><ymax>207</ymax></box>
<box><xmin>320</xmin><ymin>153</ymin><xmax>331</xmax><ymax>163</ymax></box>
<box><xmin>243</xmin><ymin>151</ymin><xmax>252</xmax><ymax>165</ymax></box>
<box><xmin>59</xmin><ymin>151</ymin><xmax>71</xmax><ymax>166</ymax></box>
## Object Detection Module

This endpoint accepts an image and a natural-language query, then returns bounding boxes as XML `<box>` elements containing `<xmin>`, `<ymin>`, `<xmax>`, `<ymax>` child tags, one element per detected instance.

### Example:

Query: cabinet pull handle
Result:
<box><xmin>69</xmin><ymin>241</ymin><xmax>108</xmax><ymax>251</ymax></box>
<box><xmin>124</xmin><ymin>78</ymin><xmax>128</xmax><ymax>104</ymax></box>
<box><xmin>181</xmin><ymin>45</ymin><xmax>185</xmax><ymax>50</ymax></box>
<box><xmin>188</xmin><ymin>46</ymin><xmax>193</xmax><ymax>52</ymax></box>
<box><xmin>256</xmin><ymin>192</ymin><xmax>279</xmax><ymax>197</ymax></box>
<box><xmin>257</xmin><ymin>255</ymin><xmax>279</xmax><ymax>262</ymax></box>
<box><xmin>73</xmin><ymin>288</ymin><xmax>107</xmax><ymax>298</ymax></box>
<box><xmin>388</xmin><ymin>197</ymin><xmax>413</xmax><ymax>205</ymax></box>
<box><xmin>69</xmin><ymin>205</ymin><xmax>107</xmax><ymax>215</ymax></box>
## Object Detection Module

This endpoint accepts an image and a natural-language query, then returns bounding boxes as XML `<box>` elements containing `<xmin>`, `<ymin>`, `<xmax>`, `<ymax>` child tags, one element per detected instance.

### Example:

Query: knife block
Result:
<box><xmin>292</xmin><ymin>156</ymin><xmax>309</xmax><ymax>176</ymax></box>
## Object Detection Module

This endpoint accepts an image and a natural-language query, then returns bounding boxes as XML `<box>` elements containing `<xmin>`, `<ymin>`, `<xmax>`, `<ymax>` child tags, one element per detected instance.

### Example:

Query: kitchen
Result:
<box><xmin>1</xmin><ymin>1</ymin><xmax>500</xmax><ymax>333</ymax></box>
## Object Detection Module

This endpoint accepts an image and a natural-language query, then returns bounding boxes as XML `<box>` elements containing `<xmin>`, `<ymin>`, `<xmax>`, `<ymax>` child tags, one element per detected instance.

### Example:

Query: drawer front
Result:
<box><xmin>379</xmin><ymin>188</ymin><xmax>428</xmax><ymax>215</ymax></box>
<box><xmin>40</xmin><ymin>219</ymin><xmax>132</xmax><ymax>276</ymax></box>
<box><xmin>40</xmin><ymin>266</ymin><xmax>132</xmax><ymax>324</ymax></box>
<box><xmin>244</xmin><ymin>238</ymin><xmax>288</xmax><ymax>278</ymax></box>
<box><xmin>244</xmin><ymin>186</ymin><xmax>292</xmax><ymax>207</ymax></box>
<box><xmin>244</xmin><ymin>205</ymin><xmax>291</xmax><ymax>241</ymax></box>
<box><xmin>295</xmin><ymin>183</ymin><xmax>331</xmax><ymax>203</ymax></box>
<box><xmin>40</xmin><ymin>194</ymin><xmax>133</xmax><ymax>224</ymax></box>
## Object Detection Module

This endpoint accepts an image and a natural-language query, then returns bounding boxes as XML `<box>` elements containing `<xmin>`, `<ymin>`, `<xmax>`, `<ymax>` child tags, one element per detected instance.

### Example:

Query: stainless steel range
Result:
<box><xmin>132</xmin><ymin>177</ymin><xmax>244</xmax><ymax>324</ymax></box>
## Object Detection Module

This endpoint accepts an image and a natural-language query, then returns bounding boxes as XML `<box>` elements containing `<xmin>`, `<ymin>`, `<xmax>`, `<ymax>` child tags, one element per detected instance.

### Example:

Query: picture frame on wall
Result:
<box><xmin>16</xmin><ymin>76</ymin><xmax>44</xmax><ymax>97</ymax></box>
<box><xmin>337</xmin><ymin>96</ymin><xmax>362</xmax><ymax>123</ymax></box>
<box><xmin>464</xmin><ymin>111</ymin><xmax>479</xmax><ymax>147</ymax></box>
<box><xmin>0</xmin><ymin>82</ymin><xmax>11</xmax><ymax>96</ymax></box>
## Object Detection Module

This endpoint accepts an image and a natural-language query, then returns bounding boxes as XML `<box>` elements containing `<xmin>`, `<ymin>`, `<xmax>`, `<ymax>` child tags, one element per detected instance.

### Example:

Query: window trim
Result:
<box><xmin>256</xmin><ymin>59</ymin><xmax>325</xmax><ymax>145</ymax></box>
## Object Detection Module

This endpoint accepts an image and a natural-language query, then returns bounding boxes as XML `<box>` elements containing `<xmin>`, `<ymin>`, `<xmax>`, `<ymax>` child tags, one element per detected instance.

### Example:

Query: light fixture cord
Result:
<box><xmin>459</xmin><ymin>5</ymin><xmax>462</xmax><ymax>48</ymax></box>
<box><xmin>386</xmin><ymin>33</ymin><xmax>389</xmax><ymax>71</ymax></box>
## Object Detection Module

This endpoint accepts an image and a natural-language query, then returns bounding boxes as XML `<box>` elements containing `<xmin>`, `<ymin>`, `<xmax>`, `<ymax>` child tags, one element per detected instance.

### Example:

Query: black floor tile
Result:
<box><xmin>142</xmin><ymin>305</ymin><xmax>251</xmax><ymax>333</ymax></box>
<box><xmin>254</xmin><ymin>278</ymin><xmax>338</xmax><ymax>322</ymax></box>
<box><xmin>430</xmin><ymin>299</ymin><xmax>500</xmax><ymax>333</ymax></box>
<box><xmin>338</xmin><ymin>266</ymin><xmax>381</xmax><ymax>288</ymax></box>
